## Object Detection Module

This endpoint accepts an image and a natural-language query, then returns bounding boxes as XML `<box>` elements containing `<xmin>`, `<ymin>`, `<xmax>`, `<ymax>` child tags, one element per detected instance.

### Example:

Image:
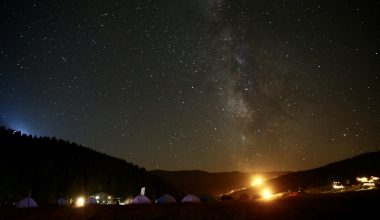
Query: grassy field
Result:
<box><xmin>1</xmin><ymin>190</ymin><xmax>379</xmax><ymax>220</ymax></box>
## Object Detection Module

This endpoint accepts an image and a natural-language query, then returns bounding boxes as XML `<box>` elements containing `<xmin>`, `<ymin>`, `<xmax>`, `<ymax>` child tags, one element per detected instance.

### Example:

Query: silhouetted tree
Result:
<box><xmin>0</xmin><ymin>126</ymin><xmax>178</xmax><ymax>205</ymax></box>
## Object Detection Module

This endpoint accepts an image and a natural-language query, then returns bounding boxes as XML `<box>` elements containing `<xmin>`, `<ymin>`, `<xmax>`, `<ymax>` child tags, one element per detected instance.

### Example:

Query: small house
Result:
<box><xmin>91</xmin><ymin>192</ymin><xmax>114</xmax><ymax>204</ymax></box>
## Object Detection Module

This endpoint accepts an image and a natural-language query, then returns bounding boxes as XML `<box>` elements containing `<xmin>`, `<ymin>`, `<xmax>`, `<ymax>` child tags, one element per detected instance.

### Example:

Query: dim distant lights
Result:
<box><xmin>75</xmin><ymin>196</ymin><xmax>85</xmax><ymax>207</ymax></box>
<box><xmin>251</xmin><ymin>176</ymin><xmax>264</xmax><ymax>187</ymax></box>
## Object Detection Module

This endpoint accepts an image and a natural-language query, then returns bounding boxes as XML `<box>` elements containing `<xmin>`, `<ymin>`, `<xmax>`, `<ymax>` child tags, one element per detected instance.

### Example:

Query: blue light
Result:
<box><xmin>9</xmin><ymin>122</ymin><xmax>31</xmax><ymax>135</ymax></box>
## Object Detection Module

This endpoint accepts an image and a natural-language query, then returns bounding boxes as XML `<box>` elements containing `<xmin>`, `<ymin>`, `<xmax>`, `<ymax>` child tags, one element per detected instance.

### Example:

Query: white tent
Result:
<box><xmin>15</xmin><ymin>197</ymin><xmax>38</xmax><ymax>208</ymax></box>
<box><xmin>156</xmin><ymin>194</ymin><xmax>177</xmax><ymax>204</ymax></box>
<box><xmin>131</xmin><ymin>195</ymin><xmax>151</xmax><ymax>204</ymax></box>
<box><xmin>181</xmin><ymin>194</ymin><xmax>201</xmax><ymax>203</ymax></box>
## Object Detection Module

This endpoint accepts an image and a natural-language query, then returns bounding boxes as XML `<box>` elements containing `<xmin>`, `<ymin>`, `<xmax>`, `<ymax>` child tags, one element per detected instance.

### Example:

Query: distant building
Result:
<box><xmin>332</xmin><ymin>181</ymin><xmax>344</xmax><ymax>189</ymax></box>
<box><xmin>91</xmin><ymin>192</ymin><xmax>114</xmax><ymax>204</ymax></box>
<box><xmin>356</xmin><ymin>176</ymin><xmax>379</xmax><ymax>188</ymax></box>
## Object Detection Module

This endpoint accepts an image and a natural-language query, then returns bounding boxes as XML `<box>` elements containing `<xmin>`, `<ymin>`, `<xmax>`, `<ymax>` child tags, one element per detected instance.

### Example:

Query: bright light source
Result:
<box><xmin>363</xmin><ymin>182</ymin><xmax>375</xmax><ymax>187</ymax></box>
<box><xmin>333</xmin><ymin>185</ymin><xmax>344</xmax><ymax>189</ymax></box>
<box><xmin>332</xmin><ymin>181</ymin><xmax>344</xmax><ymax>189</ymax></box>
<box><xmin>356</xmin><ymin>177</ymin><xmax>368</xmax><ymax>182</ymax></box>
<box><xmin>75</xmin><ymin>196</ymin><xmax>85</xmax><ymax>207</ymax></box>
<box><xmin>261</xmin><ymin>188</ymin><xmax>273</xmax><ymax>200</ymax></box>
<box><xmin>251</xmin><ymin>176</ymin><xmax>264</xmax><ymax>187</ymax></box>
<box><xmin>95</xmin><ymin>196</ymin><xmax>99</xmax><ymax>200</ymax></box>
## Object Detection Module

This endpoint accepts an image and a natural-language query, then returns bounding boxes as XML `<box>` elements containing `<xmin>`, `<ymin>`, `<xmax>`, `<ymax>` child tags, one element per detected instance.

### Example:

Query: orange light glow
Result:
<box><xmin>261</xmin><ymin>188</ymin><xmax>273</xmax><ymax>200</ymax></box>
<box><xmin>75</xmin><ymin>196</ymin><xmax>85</xmax><ymax>207</ymax></box>
<box><xmin>251</xmin><ymin>176</ymin><xmax>264</xmax><ymax>187</ymax></box>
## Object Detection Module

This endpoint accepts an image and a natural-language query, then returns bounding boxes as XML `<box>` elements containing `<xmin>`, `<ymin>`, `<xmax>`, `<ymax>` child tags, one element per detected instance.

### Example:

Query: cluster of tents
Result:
<box><xmin>133</xmin><ymin>194</ymin><xmax>201</xmax><ymax>205</ymax></box>
<box><xmin>14</xmin><ymin>194</ymin><xmax>202</xmax><ymax>208</ymax></box>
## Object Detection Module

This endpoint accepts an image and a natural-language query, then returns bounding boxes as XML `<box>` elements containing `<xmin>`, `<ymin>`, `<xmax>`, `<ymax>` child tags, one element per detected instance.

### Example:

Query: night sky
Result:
<box><xmin>1</xmin><ymin>0</ymin><xmax>379</xmax><ymax>172</ymax></box>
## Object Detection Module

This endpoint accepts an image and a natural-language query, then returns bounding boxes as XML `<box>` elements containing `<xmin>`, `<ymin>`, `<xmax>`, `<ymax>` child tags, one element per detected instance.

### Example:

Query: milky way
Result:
<box><xmin>1</xmin><ymin>0</ymin><xmax>379</xmax><ymax>171</ymax></box>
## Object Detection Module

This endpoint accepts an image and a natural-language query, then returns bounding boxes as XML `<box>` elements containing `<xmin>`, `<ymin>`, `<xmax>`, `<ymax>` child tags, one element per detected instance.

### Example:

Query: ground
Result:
<box><xmin>1</xmin><ymin>190</ymin><xmax>379</xmax><ymax>220</ymax></box>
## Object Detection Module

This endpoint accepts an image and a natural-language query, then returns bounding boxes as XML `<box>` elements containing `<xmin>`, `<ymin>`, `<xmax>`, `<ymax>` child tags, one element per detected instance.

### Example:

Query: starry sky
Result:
<box><xmin>1</xmin><ymin>0</ymin><xmax>379</xmax><ymax>172</ymax></box>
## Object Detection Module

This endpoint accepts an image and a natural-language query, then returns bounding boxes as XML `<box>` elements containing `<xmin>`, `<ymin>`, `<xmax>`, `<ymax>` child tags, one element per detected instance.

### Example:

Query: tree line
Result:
<box><xmin>0</xmin><ymin>126</ymin><xmax>179</xmax><ymax>205</ymax></box>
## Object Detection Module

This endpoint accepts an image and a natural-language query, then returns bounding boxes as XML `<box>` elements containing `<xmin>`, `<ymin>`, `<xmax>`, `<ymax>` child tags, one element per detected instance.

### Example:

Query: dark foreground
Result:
<box><xmin>1</xmin><ymin>190</ymin><xmax>379</xmax><ymax>220</ymax></box>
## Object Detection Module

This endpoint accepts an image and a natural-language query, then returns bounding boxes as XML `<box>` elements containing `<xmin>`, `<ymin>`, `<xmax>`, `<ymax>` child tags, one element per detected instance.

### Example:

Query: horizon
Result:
<box><xmin>1</xmin><ymin>0</ymin><xmax>379</xmax><ymax>172</ymax></box>
<box><xmin>4</xmin><ymin>125</ymin><xmax>377</xmax><ymax>174</ymax></box>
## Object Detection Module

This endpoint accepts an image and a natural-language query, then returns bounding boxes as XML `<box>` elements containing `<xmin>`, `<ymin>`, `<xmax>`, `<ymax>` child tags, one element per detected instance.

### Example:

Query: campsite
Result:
<box><xmin>1</xmin><ymin>190</ymin><xmax>379</xmax><ymax>220</ymax></box>
<box><xmin>1</xmin><ymin>127</ymin><xmax>380</xmax><ymax>219</ymax></box>
<box><xmin>1</xmin><ymin>0</ymin><xmax>379</xmax><ymax>218</ymax></box>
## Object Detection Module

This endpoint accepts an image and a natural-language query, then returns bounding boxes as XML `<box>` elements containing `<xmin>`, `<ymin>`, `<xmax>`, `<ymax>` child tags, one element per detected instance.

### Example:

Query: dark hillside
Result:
<box><xmin>151</xmin><ymin>170</ymin><xmax>289</xmax><ymax>195</ymax></box>
<box><xmin>0</xmin><ymin>126</ymin><xmax>178</xmax><ymax>205</ymax></box>
<box><xmin>229</xmin><ymin>151</ymin><xmax>380</xmax><ymax>197</ymax></box>
<box><xmin>267</xmin><ymin>151</ymin><xmax>380</xmax><ymax>192</ymax></box>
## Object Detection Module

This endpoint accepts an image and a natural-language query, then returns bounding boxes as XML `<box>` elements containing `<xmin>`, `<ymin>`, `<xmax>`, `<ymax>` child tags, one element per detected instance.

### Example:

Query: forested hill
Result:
<box><xmin>228</xmin><ymin>151</ymin><xmax>380</xmax><ymax>198</ymax></box>
<box><xmin>0</xmin><ymin>126</ymin><xmax>177</xmax><ymax>205</ymax></box>
<box><xmin>265</xmin><ymin>150</ymin><xmax>380</xmax><ymax>192</ymax></box>
<box><xmin>151</xmin><ymin>170</ymin><xmax>289</xmax><ymax>196</ymax></box>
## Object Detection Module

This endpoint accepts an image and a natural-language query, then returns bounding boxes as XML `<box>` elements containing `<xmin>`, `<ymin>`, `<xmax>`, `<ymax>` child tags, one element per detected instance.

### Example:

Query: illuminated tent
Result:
<box><xmin>15</xmin><ymin>197</ymin><xmax>38</xmax><ymax>208</ymax></box>
<box><xmin>181</xmin><ymin>194</ymin><xmax>201</xmax><ymax>203</ymax></box>
<box><xmin>156</xmin><ymin>194</ymin><xmax>177</xmax><ymax>204</ymax></box>
<box><xmin>88</xmin><ymin>197</ymin><xmax>97</xmax><ymax>204</ymax></box>
<box><xmin>131</xmin><ymin>195</ymin><xmax>151</xmax><ymax>204</ymax></box>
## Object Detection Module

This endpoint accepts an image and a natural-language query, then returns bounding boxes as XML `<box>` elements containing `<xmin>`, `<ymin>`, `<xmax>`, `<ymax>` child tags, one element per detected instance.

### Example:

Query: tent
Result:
<box><xmin>181</xmin><ymin>194</ymin><xmax>201</xmax><ymax>203</ymax></box>
<box><xmin>88</xmin><ymin>197</ymin><xmax>97</xmax><ymax>204</ymax></box>
<box><xmin>131</xmin><ymin>195</ymin><xmax>151</xmax><ymax>204</ymax></box>
<box><xmin>15</xmin><ymin>197</ymin><xmax>38</xmax><ymax>208</ymax></box>
<box><xmin>156</xmin><ymin>194</ymin><xmax>177</xmax><ymax>204</ymax></box>
<box><xmin>200</xmin><ymin>195</ymin><xmax>214</xmax><ymax>202</ymax></box>
<box><xmin>57</xmin><ymin>198</ymin><xmax>67</xmax><ymax>206</ymax></box>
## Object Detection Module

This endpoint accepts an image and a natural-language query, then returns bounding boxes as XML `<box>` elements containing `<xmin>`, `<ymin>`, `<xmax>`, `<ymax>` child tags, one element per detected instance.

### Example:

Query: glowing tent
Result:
<box><xmin>15</xmin><ymin>197</ymin><xmax>38</xmax><ymax>208</ymax></box>
<box><xmin>88</xmin><ymin>197</ymin><xmax>97</xmax><ymax>204</ymax></box>
<box><xmin>156</xmin><ymin>194</ymin><xmax>177</xmax><ymax>204</ymax></box>
<box><xmin>181</xmin><ymin>194</ymin><xmax>201</xmax><ymax>203</ymax></box>
<box><xmin>131</xmin><ymin>195</ymin><xmax>151</xmax><ymax>204</ymax></box>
